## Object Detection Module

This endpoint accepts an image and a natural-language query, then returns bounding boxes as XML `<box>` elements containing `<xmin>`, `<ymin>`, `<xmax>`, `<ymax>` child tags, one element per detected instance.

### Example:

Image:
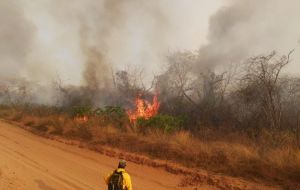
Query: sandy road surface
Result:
<box><xmin>0</xmin><ymin>120</ymin><xmax>219</xmax><ymax>190</ymax></box>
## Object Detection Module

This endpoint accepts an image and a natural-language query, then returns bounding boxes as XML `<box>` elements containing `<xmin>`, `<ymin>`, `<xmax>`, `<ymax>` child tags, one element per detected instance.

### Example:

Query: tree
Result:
<box><xmin>155</xmin><ymin>51</ymin><xmax>235</xmax><ymax>127</ymax></box>
<box><xmin>238</xmin><ymin>51</ymin><xmax>293</xmax><ymax>129</ymax></box>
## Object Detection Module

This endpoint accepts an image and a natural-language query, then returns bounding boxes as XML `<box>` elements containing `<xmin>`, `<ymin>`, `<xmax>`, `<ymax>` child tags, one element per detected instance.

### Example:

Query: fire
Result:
<box><xmin>127</xmin><ymin>95</ymin><xmax>160</xmax><ymax>123</ymax></box>
<box><xmin>74</xmin><ymin>115</ymin><xmax>88</xmax><ymax>123</ymax></box>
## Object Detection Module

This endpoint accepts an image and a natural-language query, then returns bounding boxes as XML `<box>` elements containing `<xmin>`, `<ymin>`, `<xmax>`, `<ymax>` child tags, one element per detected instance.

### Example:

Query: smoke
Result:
<box><xmin>51</xmin><ymin>0</ymin><xmax>174</xmax><ymax>106</ymax></box>
<box><xmin>1</xmin><ymin>0</ymin><xmax>221</xmax><ymax>83</ymax></box>
<box><xmin>0</xmin><ymin>1</ymin><xmax>35</xmax><ymax>78</ymax></box>
<box><xmin>76</xmin><ymin>0</ymin><xmax>173</xmax><ymax>81</ymax></box>
<box><xmin>195</xmin><ymin>0</ymin><xmax>300</xmax><ymax>73</ymax></box>
<box><xmin>1</xmin><ymin>0</ymin><xmax>300</xmax><ymax>106</ymax></box>
<box><xmin>0</xmin><ymin>1</ymin><xmax>56</xmax><ymax>105</ymax></box>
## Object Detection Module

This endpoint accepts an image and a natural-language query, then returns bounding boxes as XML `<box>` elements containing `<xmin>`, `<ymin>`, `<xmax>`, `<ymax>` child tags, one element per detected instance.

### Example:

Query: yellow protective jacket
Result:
<box><xmin>104</xmin><ymin>168</ymin><xmax>132</xmax><ymax>190</ymax></box>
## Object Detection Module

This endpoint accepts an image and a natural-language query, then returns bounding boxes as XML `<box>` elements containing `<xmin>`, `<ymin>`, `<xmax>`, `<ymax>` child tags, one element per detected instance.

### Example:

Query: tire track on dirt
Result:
<box><xmin>0</xmin><ymin>140</ymin><xmax>92</xmax><ymax>190</ymax></box>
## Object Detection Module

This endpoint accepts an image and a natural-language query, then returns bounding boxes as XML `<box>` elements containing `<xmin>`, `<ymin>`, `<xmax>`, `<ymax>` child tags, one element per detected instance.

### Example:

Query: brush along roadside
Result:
<box><xmin>0</xmin><ymin>107</ymin><xmax>300</xmax><ymax>189</ymax></box>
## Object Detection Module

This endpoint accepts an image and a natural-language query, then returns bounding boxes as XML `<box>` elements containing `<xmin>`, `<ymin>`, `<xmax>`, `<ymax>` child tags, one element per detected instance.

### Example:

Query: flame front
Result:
<box><xmin>127</xmin><ymin>95</ymin><xmax>160</xmax><ymax>123</ymax></box>
<box><xmin>74</xmin><ymin>115</ymin><xmax>88</xmax><ymax>123</ymax></box>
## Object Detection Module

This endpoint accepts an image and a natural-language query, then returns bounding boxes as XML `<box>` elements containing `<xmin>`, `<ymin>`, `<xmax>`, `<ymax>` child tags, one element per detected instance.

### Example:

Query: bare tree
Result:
<box><xmin>154</xmin><ymin>51</ymin><xmax>198</xmax><ymax>117</ymax></box>
<box><xmin>238</xmin><ymin>51</ymin><xmax>293</xmax><ymax>129</ymax></box>
<box><xmin>155</xmin><ymin>51</ymin><xmax>235</xmax><ymax>126</ymax></box>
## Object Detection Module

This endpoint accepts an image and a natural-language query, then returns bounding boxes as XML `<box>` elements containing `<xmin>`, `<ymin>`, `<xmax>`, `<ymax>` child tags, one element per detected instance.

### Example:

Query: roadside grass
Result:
<box><xmin>0</xmin><ymin>106</ymin><xmax>299</xmax><ymax>189</ymax></box>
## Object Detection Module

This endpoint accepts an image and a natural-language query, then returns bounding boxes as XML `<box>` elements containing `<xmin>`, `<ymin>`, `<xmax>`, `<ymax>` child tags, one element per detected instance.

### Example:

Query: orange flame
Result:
<box><xmin>127</xmin><ymin>95</ymin><xmax>160</xmax><ymax>123</ymax></box>
<box><xmin>74</xmin><ymin>115</ymin><xmax>88</xmax><ymax>123</ymax></box>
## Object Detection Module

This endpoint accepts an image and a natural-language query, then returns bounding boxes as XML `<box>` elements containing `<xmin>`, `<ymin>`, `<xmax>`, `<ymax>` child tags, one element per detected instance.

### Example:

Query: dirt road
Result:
<box><xmin>0</xmin><ymin>120</ymin><xmax>279</xmax><ymax>190</ymax></box>
<box><xmin>0</xmin><ymin>120</ymin><xmax>222</xmax><ymax>190</ymax></box>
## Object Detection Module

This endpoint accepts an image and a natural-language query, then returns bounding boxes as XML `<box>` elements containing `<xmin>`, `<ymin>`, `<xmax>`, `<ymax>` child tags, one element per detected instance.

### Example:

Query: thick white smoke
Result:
<box><xmin>0</xmin><ymin>1</ymin><xmax>35</xmax><ymax>78</ymax></box>
<box><xmin>196</xmin><ymin>0</ymin><xmax>300</xmax><ymax>74</ymax></box>
<box><xmin>0</xmin><ymin>0</ymin><xmax>300</xmax><ymax>105</ymax></box>
<box><xmin>5</xmin><ymin>0</ymin><xmax>221</xmax><ymax>83</ymax></box>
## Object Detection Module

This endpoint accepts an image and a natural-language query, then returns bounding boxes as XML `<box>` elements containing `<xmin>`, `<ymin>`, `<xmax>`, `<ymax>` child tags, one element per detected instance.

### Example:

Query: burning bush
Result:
<box><xmin>126</xmin><ymin>95</ymin><xmax>160</xmax><ymax>124</ymax></box>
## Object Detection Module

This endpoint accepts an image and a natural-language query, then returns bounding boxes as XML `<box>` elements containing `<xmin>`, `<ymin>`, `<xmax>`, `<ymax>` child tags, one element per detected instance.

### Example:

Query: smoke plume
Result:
<box><xmin>0</xmin><ymin>0</ymin><xmax>300</xmax><ymax>105</ymax></box>
<box><xmin>195</xmin><ymin>0</ymin><xmax>300</xmax><ymax>73</ymax></box>
<box><xmin>0</xmin><ymin>1</ymin><xmax>35</xmax><ymax>78</ymax></box>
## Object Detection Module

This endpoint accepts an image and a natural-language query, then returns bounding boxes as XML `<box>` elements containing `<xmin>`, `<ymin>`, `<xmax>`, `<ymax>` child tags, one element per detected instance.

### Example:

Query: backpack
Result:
<box><xmin>108</xmin><ymin>170</ymin><xmax>124</xmax><ymax>190</ymax></box>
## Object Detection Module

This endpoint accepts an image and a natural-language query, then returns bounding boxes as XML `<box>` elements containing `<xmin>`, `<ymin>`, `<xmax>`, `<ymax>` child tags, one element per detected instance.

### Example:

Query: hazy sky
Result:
<box><xmin>1</xmin><ymin>0</ymin><xmax>300</xmax><ymax>86</ymax></box>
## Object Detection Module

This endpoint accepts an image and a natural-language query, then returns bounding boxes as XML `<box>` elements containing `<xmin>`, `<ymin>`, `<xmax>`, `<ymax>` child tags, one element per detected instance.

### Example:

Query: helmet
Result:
<box><xmin>118</xmin><ymin>159</ymin><xmax>127</xmax><ymax>168</ymax></box>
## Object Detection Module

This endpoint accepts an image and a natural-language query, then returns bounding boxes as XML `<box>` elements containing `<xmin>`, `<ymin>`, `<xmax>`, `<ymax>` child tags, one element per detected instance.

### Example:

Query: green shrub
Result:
<box><xmin>94</xmin><ymin>106</ymin><xmax>128</xmax><ymax>128</ymax></box>
<box><xmin>71</xmin><ymin>106</ymin><xmax>92</xmax><ymax>117</ymax></box>
<box><xmin>94</xmin><ymin>106</ymin><xmax>125</xmax><ymax>117</ymax></box>
<box><xmin>137</xmin><ymin>115</ymin><xmax>183</xmax><ymax>133</ymax></box>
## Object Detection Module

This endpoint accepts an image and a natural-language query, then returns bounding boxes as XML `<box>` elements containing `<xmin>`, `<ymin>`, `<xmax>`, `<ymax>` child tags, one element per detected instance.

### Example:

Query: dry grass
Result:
<box><xmin>0</xmin><ymin>107</ymin><xmax>300</xmax><ymax>189</ymax></box>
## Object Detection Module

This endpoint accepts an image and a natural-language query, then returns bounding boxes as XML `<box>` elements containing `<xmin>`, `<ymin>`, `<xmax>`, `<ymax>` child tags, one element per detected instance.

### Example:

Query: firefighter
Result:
<box><xmin>104</xmin><ymin>160</ymin><xmax>132</xmax><ymax>190</ymax></box>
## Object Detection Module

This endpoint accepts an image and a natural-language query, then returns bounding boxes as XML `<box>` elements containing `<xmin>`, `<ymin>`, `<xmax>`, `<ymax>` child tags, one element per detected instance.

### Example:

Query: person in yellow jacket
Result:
<box><xmin>104</xmin><ymin>160</ymin><xmax>132</xmax><ymax>190</ymax></box>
